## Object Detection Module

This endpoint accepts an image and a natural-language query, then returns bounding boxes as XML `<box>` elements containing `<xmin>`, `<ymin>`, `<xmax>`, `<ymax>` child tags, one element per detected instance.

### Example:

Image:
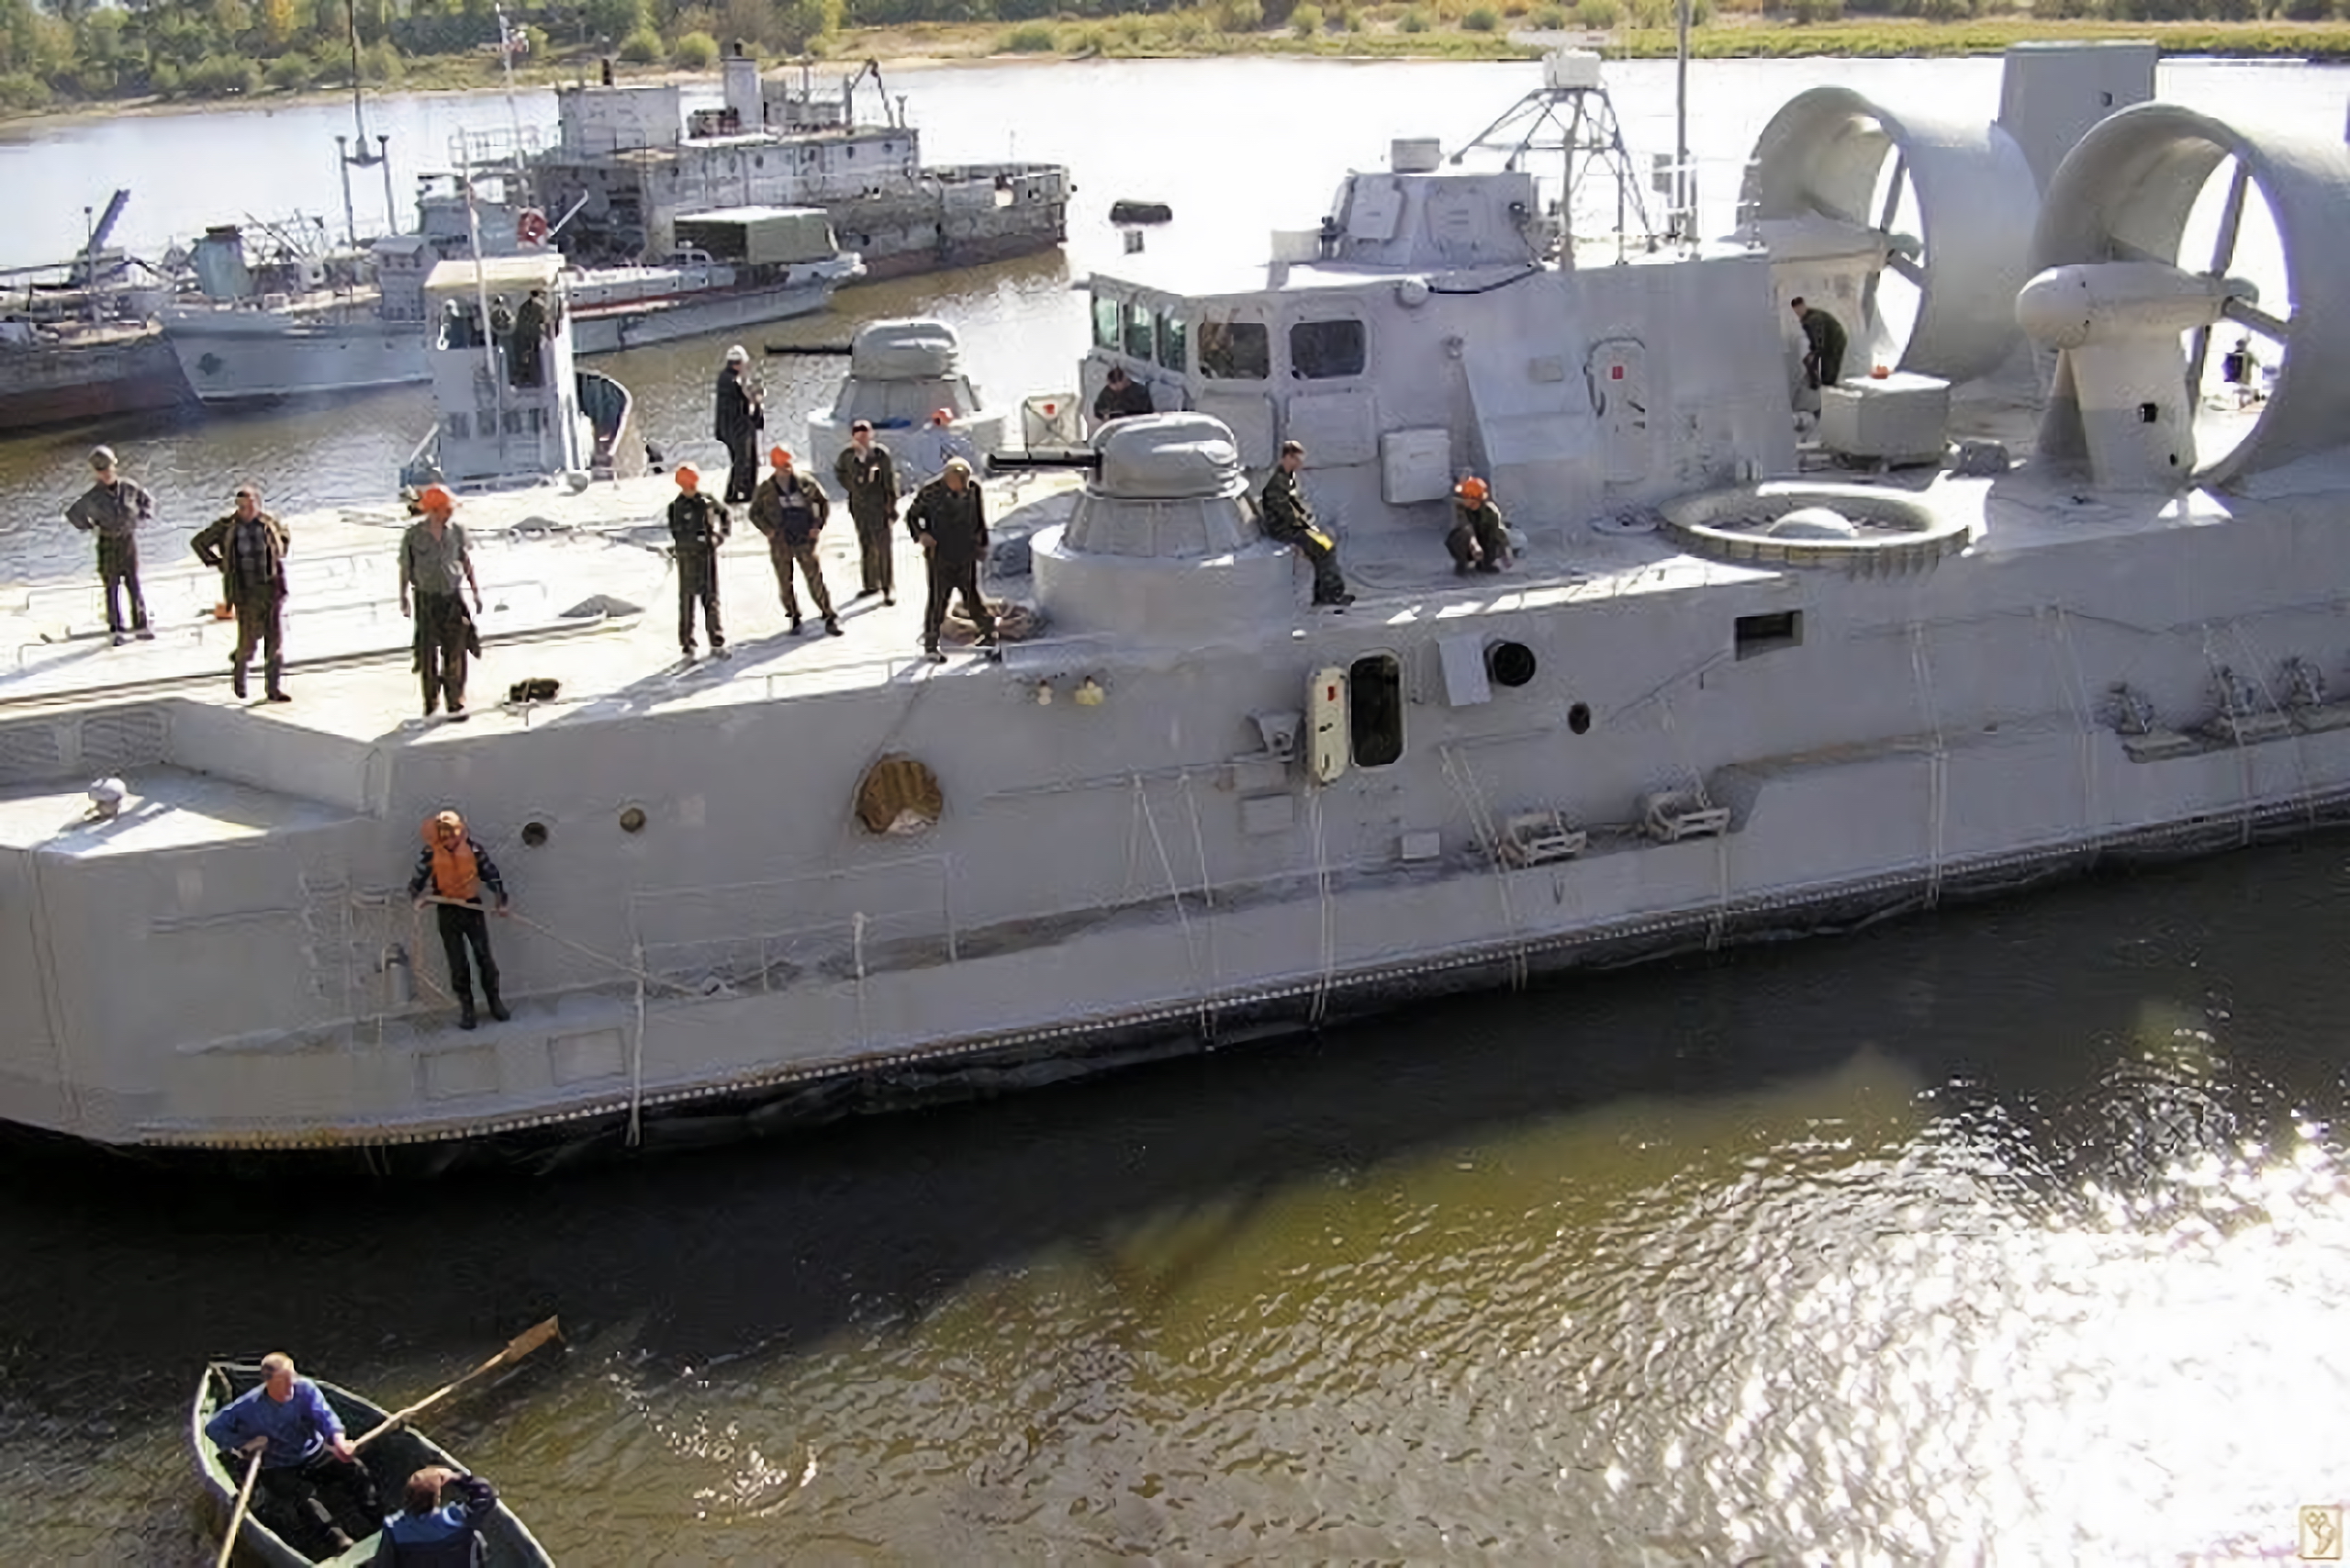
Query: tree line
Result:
<box><xmin>5</xmin><ymin>0</ymin><xmax>2342</xmax><ymax>117</ymax></box>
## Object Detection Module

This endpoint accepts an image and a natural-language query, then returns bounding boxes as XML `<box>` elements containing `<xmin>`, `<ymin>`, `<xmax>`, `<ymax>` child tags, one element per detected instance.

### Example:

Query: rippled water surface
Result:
<box><xmin>2</xmin><ymin>842</ymin><xmax>2346</xmax><ymax>1562</ymax></box>
<box><xmin>5</xmin><ymin>55</ymin><xmax>2350</xmax><ymax>1564</ymax></box>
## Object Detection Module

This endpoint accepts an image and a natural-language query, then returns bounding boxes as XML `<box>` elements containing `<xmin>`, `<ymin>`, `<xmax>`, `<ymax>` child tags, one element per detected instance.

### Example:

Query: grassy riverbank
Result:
<box><xmin>6</xmin><ymin>15</ymin><xmax>2348</xmax><ymax>131</ymax></box>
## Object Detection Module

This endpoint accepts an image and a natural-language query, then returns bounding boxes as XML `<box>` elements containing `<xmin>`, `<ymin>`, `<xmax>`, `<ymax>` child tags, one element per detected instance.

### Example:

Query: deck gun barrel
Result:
<box><xmin>984</xmin><ymin>447</ymin><xmax>1102</xmax><ymax>476</ymax></box>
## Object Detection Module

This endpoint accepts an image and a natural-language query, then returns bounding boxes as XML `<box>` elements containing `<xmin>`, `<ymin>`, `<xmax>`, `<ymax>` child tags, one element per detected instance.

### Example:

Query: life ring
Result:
<box><xmin>516</xmin><ymin>208</ymin><xmax>551</xmax><ymax>245</ymax></box>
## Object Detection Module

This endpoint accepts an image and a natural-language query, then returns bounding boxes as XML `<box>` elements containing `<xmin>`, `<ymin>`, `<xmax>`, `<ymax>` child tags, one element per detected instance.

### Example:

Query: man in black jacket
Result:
<box><xmin>1092</xmin><ymin>365</ymin><xmax>1154</xmax><ymax>426</ymax></box>
<box><xmin>903</xmin><ymin>456</ymin><xmax>997</xmax><ymax>663</ymax></box>
<box><xmin>190</xmin><ymin>483</ymin><xmax>293</xmax><ymax>701</ymax></box>
<box><xmin>711</xmin><ymin>344</ymin><xmax>762</xmax><ymax>503</ymax></box>
<box><xmin>1791</xmin><ymin>297</ymin><xmax>1849</xmax><ymax>391</ymax></box>
<box><xmin>1259</xmin><ymin>440</ymin><xmax>1350</xmax><ymax>608</ymax></box>
<box><xmin>667</xmin><ymin>464</ymin><xmax>730</xmax><ymax>659</ymax></box>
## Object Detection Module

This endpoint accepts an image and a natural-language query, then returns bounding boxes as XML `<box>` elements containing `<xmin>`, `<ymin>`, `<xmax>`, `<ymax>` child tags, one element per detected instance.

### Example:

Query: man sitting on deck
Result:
<box><xmin>206</xmin><ymin>1351</ymin><xmax>382</xmax><ymax>1558</ymax></box>
<box><xmin>374</xmin><ymin>1465</ymin><xmax>498</xmax><ymax>1565</ymax></box>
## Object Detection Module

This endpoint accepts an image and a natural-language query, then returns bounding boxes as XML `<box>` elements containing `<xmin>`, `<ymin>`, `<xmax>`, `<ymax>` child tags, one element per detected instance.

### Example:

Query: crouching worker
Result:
<box><xmin>408</xmin><ymin>810</ymin><xmax>510</xmax><ymax>1030</ymax></box>
<box><xmin>374</xmin><ymin>1465</ymin><xmax>498</xmax><ymax>1565</ymax></box>
<box><xmin>206</xmin><ymin>1352</ymin><xmax>382</xmax><ymax>1559</ymax></box>
<box><xmin>1447</xmin><ymin>476</ymin><xmax>1509</xmax><ymax>575</ymax></box>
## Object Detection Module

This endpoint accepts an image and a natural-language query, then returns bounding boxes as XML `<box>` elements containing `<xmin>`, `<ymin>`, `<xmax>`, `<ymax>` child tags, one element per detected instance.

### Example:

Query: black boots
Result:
<box><xmin>460</xmin><ymin>991</ymin><xmax>509</xmax><ymax>1029</ymax></box>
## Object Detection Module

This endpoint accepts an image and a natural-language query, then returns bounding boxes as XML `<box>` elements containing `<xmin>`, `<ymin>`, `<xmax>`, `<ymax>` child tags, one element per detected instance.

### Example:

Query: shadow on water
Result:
<box><xmin>3</xmin><ymin>836</ymin><xmax>2344</xmax><ymax>1417</ymax></box>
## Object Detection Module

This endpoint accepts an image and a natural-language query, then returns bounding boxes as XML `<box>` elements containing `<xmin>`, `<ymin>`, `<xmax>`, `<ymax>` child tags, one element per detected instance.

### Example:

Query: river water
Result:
<box><xmin>3</xmin><ymin>55</ymin><xmax>2349</xmax><ymax>1562</ymax></box>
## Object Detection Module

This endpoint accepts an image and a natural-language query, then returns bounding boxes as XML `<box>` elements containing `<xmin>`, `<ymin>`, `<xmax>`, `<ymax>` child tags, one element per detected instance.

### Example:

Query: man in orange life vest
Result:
<box><xmin>408</xmin><ymin>810</ymin><xmax>510</xmax><ymax>1030</ymax></box>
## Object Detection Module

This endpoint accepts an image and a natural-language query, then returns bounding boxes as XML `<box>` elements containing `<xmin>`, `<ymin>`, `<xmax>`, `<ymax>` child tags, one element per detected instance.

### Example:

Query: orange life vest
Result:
<box><xmin>424</xmin><ymin>812</ymin><xmax>479</xmax><ymax>902</ymax></box>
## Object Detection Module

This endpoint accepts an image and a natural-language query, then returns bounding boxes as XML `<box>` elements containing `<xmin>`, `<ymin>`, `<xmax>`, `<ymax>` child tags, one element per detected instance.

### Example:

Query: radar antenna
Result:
<box><xmin>1449</xmin><ymin>50</ymin><xmax>1655</xmax><ymax>256</ymax></box>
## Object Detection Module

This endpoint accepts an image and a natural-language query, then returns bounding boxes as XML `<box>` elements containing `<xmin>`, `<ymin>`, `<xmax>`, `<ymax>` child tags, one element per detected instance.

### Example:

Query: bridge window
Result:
<box><xmin>1124</xmin><ymin>300</ymin><xmax>1153</xmax><ymax>360</ymax></box>
<box><xmin>1091</xmin><ymin>292</ymin><xmax>1120</xmax><ymax>351</ymax></box>
<box><xmin>1199</xmin><ymin>319</ymin><xmax>1269</xmax><ymax>381</ymax></box>
<box><xmin>1348</xmin><ymin>653</ymin><xmax>1404</xmax><ymax>767</ymax></box>
<box><xmin>1291</xmin><ymin>319</ymin><xmax>1365</xmax><ymax>380</ymax></box>
<box><xmin>1156</xmin><ymin>311</ymin><xmax>1188</xmax><ymax>373</ymax></box>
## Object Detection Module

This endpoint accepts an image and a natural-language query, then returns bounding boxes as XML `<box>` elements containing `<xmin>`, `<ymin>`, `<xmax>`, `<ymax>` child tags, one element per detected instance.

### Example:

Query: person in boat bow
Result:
<box><xmin>834</xmin><ymin>419</ymin><xmax>901</xmax><ymax>606</ymax></box>
<box><xmin>712</xmin><ymin>344</ymin><xmax>764</xmax><ymax>504</ymax></box>
<box><xmin>409</xmin><ymin>809</ymin><xmax>510</xmax><ymax>1030</ymax></box>
<box><xmin>64</xmin><ymin>444</ymin><xmax>155</xmax><ymax>645</ymax></box>
<box><xmin>1259</xmin><ymin>440</ymin><xmax>1351</xmax><ymax>609</ymax></box>
<box><xmin>205</xmin><ymin>1351</ymin><xmax>382</xmax><ymax>1558</ymax></box>
<box><xmin>1791</xmin><ymin>296</ymin><xmax>1849</xmax><ymax>392</ymax></box>
<box><xmin>375</xmin><ymin>1465</ymin><xmax>498</xmax><ymax>1566</ymax></box>
<box><xmin>904</xmin><ymin>456</ymin><xmax>997</xmax><ymax>664</ymax></box>
<box><xmin>1447</xmin><ymin>476</ymin><xmax>1509</xmax><ymax>576</ymax></box>
<box><xmin>190</xmin><ymin>483</ymin><xmax>292</xmax><ymax>701</ymax></box>
<box><xmin>398</xmin><ymin>485</ymin><xmax>484</xmax><ymax>721</ymax></box>
<box><xmin>1092</xmin><ymin>364</ymin><xmax>1154</xmax><ymax>426</ymax></box>
<box><xmin>668</xmin><ymin>464</ymin><xmax>730</xmax><ymax>659</ymax></box>
<box><xmin>751</xmin><ymin>447</ymin><xmax>842</xmax><ymax>637</ymax></box>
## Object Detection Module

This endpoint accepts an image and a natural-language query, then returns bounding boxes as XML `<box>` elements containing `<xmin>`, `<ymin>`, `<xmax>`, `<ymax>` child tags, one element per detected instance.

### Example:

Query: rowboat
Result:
<box><xmin>192</xmin><ymin>1361</ymin><xmax>555</xmax><ymax>1566</ymax></box>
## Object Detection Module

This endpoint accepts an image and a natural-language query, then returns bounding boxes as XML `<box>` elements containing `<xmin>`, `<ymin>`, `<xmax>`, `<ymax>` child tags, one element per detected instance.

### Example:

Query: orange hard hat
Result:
<box><xmin>675</xmin><ymin>464</ymin><xmax>699</xmax><ymax>487</ymax></box>
<box><xmin>418</xmin><ymin>483</ymin><xmax>456</xmax><ymax>513</ymax></box>
<box><xmin>1455</xmin><ymin>476</ymin><xmax>1489</xmax><ymax>503</ymax></box>
<box><xmin>769</xmin><ymin>446</ymin><xmax>792</xmax><ymax>466</ymax></box>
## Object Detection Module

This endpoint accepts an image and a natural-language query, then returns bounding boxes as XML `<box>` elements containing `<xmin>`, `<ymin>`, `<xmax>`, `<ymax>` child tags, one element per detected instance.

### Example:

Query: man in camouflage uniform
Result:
<box><xmin>64</xmin><ymin>444</ymin><xmax>155</xmax><ymax>644</ymax></box>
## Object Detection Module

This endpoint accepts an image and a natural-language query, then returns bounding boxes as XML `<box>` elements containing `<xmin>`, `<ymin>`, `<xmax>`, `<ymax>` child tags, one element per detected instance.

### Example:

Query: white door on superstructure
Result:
<box><xmin>1588</xmin><ymin>337</ymin><xmax>1651</xmax><ymax>486</ymax></box>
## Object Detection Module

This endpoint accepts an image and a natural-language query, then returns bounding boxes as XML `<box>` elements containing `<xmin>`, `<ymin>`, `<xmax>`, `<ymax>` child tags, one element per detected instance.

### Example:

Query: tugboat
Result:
<box><xmin>2</xmin><ymin>44</ymin><xmax>2347</xmax><ymax>1164</ymax></box>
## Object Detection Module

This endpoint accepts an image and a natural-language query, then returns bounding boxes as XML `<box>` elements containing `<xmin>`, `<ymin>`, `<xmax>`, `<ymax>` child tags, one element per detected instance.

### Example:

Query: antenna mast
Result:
<box><xmin>336</xmin><ymin>0</ymin><xmax>396</xmax><ymax>243</ymax></box>
<box><xmin>1449</xmin><ymin>49</ymin><xmax>1653</xmax><ymax>260</ymax></box>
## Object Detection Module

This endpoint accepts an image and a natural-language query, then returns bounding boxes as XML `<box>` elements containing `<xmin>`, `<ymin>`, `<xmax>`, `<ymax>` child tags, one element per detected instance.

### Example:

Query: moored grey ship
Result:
<box><xmin>532</xmin><ymin>50</ymin><xmax>1068</xmax><ymax>280</ymax></box>
<box><xmin>2</xmin><ymin>43</ymin><xmax>2346</xmax><ymax>1165</ymax></box>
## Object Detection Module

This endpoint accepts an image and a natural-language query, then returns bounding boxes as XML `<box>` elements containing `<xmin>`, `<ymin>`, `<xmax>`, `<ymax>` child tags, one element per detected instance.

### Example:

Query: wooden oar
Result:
<box><xmin>352</xmin><ymin>1316</ymin><xmax>562</xmax><ymax>1455</ymax></box>
<box><xmin>215</xmin><ymin>1446</ymin><xmax>263</xmax><ymax>1568</ymax></box>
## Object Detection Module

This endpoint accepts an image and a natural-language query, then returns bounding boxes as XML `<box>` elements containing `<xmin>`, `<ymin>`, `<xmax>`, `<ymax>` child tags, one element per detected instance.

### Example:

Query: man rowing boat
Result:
<box><xmin>204</xmin><ymin>1352</ymin><xmax>382</xmax><ymax>1557</ymax></box>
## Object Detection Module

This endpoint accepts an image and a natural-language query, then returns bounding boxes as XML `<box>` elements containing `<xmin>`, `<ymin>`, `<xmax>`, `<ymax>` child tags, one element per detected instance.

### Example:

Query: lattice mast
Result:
<box><xmin>1449</xmin><ymin>50</ymin><xmax>1659</xmax><ymax>260</ymax></box>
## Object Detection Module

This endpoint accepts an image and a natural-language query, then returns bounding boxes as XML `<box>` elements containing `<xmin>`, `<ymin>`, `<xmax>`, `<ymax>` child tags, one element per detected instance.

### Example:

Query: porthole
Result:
<box><xmin>521</xmin><ymin>821</ymin><xmax>550</xmax><ymax>847</ymax></box>
<box><xmin>619</xmin><ymin>805</ymin><xmax>647</xmax><ymax>834</ymax></box>
<box><xmin>1486</xmin><ymin>641</ymin><xmax>1537</xmax><ymax>689</ymax></box>
<box><xmin>855</xmin><ymin>754</ymin><xmax>944</xmax><ymax>836</ymax></box>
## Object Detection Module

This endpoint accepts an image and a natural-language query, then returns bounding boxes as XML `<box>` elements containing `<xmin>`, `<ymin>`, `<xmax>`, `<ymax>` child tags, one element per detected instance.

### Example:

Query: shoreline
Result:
<box><xmin>6</xmin><ymin>17</ymin><xmax>2349</xmax><ymax>134</ymax></box>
